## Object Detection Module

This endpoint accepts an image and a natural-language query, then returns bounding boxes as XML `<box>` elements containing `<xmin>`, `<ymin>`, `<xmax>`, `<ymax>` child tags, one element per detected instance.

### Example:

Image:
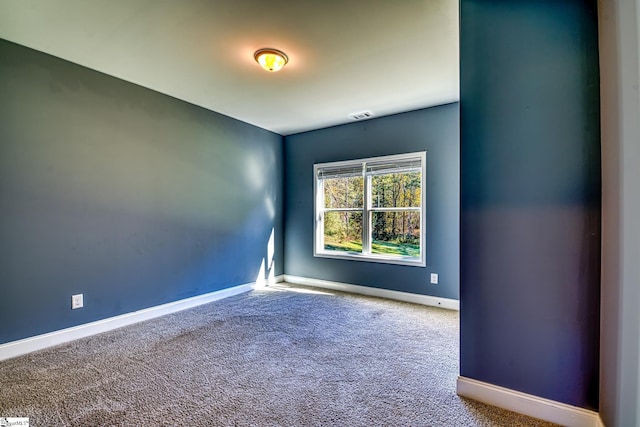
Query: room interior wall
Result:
<box><xmin>0</xmin><ymin>39</ymin><xmax>284</xmax><ymax>345</ymax></box>
<box><xmin>599</xmin><ymin>0</ymin><xmax>640</xmax><ymax>424</ymax></box>
<box><xmin>283</xmin><ymin>104</ymin><xmax>460</xmax><ymax>300</ymax></box>
<box><xmin>460</xmin><ymin>0</ymin><xmax>601</xmax><ymax>410</ymax></box>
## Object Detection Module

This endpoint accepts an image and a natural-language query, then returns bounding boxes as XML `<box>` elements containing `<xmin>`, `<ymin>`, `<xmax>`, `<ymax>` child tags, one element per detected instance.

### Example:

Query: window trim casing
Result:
<box><xmin>313</xmin><ymin>151</ymin><xmax>426</xmax><ymax>267</ymax></box>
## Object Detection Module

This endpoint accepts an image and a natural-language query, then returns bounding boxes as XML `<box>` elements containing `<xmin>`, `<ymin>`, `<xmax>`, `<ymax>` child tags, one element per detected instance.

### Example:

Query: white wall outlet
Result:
<box><xmin>71</xmin><ymin>294</ymin><xmax>84</xmax><ymax>309</ymax></box>
<box><xmin>430</xmin><ymin>273</ymin><xmax>439</xmax><ymax>284</ymax></box>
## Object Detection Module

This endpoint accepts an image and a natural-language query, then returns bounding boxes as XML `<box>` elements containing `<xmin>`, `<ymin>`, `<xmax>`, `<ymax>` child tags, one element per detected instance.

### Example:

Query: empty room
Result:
<box><xmin>1</xmin><ymin>1</ymin><xmax>638</xmax><ymax>426</ymax></box>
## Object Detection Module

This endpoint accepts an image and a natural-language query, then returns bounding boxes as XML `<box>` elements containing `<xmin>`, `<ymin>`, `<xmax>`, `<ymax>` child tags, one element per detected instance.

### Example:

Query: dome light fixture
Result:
<box><xmin>254</xmin><ymin>48</ymin><xmax>288</xmax><ymax>72</ymax></box>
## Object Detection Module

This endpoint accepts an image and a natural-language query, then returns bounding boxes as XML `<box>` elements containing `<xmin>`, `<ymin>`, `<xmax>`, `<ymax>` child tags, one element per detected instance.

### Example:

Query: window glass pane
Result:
<box><xmin>323</xmin><ymin>211</ymin><xmax>363</xmax><ymax>252</ymax></box>
<box><xmin>371</xmin><ymin>211</ymin><xmax>420</xmax><ymax>257</ymax></box>
<box><xmin>371</xmin><ymin>171</ymin><xmax>421</xmax><ymax>208</ymax></box>
<box><xmin>324</xmin><ymin>176</ymin><xmax>364</xmax><ymax>208</ymax></box>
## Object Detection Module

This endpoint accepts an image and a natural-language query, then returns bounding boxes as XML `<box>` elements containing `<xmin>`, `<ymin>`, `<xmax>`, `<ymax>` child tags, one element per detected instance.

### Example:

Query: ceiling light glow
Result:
<box><xmin>254</xmin><ymin>48</ymin><xmax>288</xmax><ymax>72</ymax></box>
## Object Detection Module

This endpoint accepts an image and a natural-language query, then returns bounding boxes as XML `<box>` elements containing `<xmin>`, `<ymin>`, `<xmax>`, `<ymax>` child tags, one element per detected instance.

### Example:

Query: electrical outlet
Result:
<box><xmin>430</xmin><ymin>273</ymin><xmax>439</xmax><ymax>285</ymax></box>
<box><xmin>71</xmin><ymin>294</ymin><xmax>83</xmax><ymax>309</ymax></box>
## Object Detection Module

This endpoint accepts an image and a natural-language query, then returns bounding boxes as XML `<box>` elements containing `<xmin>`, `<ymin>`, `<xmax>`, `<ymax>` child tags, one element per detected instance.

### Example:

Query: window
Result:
<box><xmin>314</xmin><ymin>152</ymin><xmax>426</xmax><ymax>266</ymax></box>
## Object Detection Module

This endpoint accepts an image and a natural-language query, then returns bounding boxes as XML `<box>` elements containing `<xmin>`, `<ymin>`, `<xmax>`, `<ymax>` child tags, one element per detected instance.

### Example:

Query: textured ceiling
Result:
<box><xmin>0</xmin><ymin>0</ymin><xmax>459</xmax><ymax>135</ymax></box>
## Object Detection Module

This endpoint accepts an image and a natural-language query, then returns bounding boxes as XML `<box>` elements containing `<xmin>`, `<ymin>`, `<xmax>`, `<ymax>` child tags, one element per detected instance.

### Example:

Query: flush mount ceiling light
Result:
<box><xmin>254</xmin><ymin>48</ymin><xmax>288</xmax><ymax>72</ymax></box>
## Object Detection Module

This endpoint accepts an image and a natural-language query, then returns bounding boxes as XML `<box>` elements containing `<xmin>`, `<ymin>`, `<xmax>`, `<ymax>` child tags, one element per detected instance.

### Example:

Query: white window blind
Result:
<box><xmin>317</xmin><ymin>164</ymin><xmax>363</xmax><ymax>179</ymax></box>
<box><xmin>366</xmin><ymin>158</ymin><xmax>422</xmax><ymax>176</ymax></box>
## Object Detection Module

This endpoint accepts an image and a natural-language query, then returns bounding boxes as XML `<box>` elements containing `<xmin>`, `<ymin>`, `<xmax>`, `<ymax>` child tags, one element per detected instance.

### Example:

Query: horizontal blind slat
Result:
<box><xmin>366</xmin><ymin>158</ymin><xmax>422</xmax><ymax>176</ymax></box>
<box><xmin>317</xmin><ymin>164</ymin><xmax>363</xmax><ymax>179</ymax></box>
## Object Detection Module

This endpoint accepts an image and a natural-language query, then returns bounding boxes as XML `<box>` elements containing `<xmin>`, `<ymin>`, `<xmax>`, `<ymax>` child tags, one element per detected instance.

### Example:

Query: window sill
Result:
<box><xmin>314</xmin><ymin>251</ymin><xmax>426</xmax><ymax>267</ymax></box>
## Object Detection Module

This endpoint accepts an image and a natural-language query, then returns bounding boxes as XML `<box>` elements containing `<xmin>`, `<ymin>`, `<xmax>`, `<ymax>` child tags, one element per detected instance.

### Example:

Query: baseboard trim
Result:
<box><xmin>457</xmin><ymin>376</ymin><xmax>602</xmax><ymax>427</ymax></box>
<box><xmin>597</xmin><ymin>414</ymin><xmax>606</xmax><ymax>427</ymax></box>
<box><xmin>0</xmin><ymin>283</ymin><xmax>255</xmax><ymax>362</ymax></box>
<box><xmin>283</xmin><ymin>275</ymin><xmax>459</xmax><ymax>310</ymax></box>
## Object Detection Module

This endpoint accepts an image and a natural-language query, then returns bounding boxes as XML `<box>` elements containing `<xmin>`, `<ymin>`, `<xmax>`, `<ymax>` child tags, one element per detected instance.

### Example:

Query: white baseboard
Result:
<box><xmin>283</xmin><ymin>275</ymin><xmax>459</xmax><ymax>310</ymax></box>
<box><xmin>457</xmin><ymin>376</ymin><xmax>602</xmax><ymax>427</ymax></box>
<box><xmin>0</xmin><ymin>283</ymin><xmax>255</xmax><ymax>362</ymax></box>
<box><xmin>597</xmin><ymin>414</ymin><xmax>606</xmax><ymax>427</ymax></box>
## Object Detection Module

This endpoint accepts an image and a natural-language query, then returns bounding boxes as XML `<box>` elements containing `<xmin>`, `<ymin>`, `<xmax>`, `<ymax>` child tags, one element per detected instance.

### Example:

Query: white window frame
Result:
<box><xmin>314</xmin><ymin>151</ymin><xmax>426</xmax><ymax>267</ymax></box>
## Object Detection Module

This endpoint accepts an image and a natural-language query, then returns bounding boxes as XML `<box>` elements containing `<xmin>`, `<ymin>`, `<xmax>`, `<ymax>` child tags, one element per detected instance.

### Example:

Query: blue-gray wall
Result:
<box><xmin>284</xmin><ymin>104</ymin><xmax>460</xmax><ymax>300</ymax></box>
<box><xmin>0</xmin><ymin>39</ymin><xmax>284</xmax><ymax>344</ymax></box>
<box><xmin>460</xmin><ymin>0</ymin><xmax>600</xmax><ymax>409</ymax></box>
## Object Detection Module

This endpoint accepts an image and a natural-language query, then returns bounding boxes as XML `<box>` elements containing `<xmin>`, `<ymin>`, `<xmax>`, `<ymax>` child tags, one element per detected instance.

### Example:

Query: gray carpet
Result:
<box><xmin>0</xmin><ymin>283</ymin><xmax>558</xmax><ymax>426</ymax></box>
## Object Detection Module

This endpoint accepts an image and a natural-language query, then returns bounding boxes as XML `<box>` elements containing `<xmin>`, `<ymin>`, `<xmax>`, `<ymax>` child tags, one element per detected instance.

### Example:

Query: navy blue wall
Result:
<box><xmin>0</xmin><ymin>39</ymin><xmax>284</xmax><ymax>344</ymax></box>
<box><xmin>460</xmin><ymin>0</ymin><xmax>600</xmax><ymax>409</ymax></box>
<box><xmin>284</xmin><ymin>104</ymin><xmax>459</xmax><ymax>300</ymax></box>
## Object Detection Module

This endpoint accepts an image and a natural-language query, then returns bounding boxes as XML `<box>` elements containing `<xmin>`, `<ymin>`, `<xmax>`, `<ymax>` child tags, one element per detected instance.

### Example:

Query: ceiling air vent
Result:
<box><xmin>349</xmin><ymin>111</ymin><xmax>374</xmax><ymax>120</ymax></box>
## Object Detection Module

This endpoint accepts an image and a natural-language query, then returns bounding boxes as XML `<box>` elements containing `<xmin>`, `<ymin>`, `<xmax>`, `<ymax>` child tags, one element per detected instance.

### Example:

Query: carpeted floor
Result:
<box><xmin>0</xmin><ymin>283</ymin><xmax>559</xmax><ymax>426</ymax></box>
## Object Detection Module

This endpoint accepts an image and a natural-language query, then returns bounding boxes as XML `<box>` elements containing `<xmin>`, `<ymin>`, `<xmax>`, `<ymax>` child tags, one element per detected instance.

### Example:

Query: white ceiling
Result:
<box><xmin>0</xmin><ymin>0</ymin><xmax>459</xmax><ymax>135</ymax></box>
